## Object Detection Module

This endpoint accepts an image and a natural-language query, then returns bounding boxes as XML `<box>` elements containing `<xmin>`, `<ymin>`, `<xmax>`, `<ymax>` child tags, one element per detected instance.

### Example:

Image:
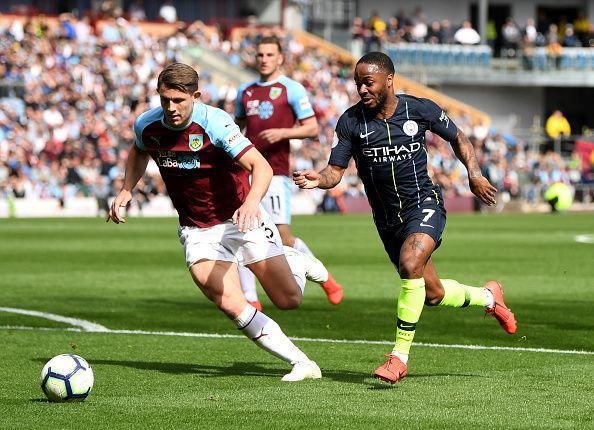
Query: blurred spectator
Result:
<box><xmin>454</xmin><ymin>21</ymin><xmax>481</xmax><ymax>45</ymax></box>
<box><xmin>500</xmin><ymin>17</ymin><xmax>521</xmax><ymax>57</ymax></box>
<box><xmin>545</xmin><ymin>110</ymin><xmax>571</xmax><ymax>139</ymax></box>
<box><xmin>366</xmin><ymin>10</ymin><xmax>386</xmax><ymax>52</ymax></box>
<box><xmin>159</xmin><ymin>0</ymin><xmax>177</xmax><ymax>24</ymax></box>
<box><xmin>350</xmin><ymin>16</ymin><xmax>365</xmax><ymax>58</ymax></box>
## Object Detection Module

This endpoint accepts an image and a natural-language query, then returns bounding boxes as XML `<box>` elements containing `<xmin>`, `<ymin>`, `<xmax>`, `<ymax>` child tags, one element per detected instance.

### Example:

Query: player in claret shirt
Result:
<box><xmin>293</xmin><ymin>52</ymin><xmax>517</xmax><ymax>384</ymax></box>
<box><xmin>107</xmin><ymin>62</ymin><xmax>323</xmax><ymax>382</ymax></box>
<box><xmin>235</xmin><ymin>36</ymin><xmax>343</xmax><ymax>311</ymax></box>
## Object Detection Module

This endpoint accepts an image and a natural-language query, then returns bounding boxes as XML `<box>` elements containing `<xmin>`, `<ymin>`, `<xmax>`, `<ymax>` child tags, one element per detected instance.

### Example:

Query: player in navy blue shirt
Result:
<box><xmin>294</xmin><ymin>52</ymin><xmax>517</xmax><ymax>384</ymax></box>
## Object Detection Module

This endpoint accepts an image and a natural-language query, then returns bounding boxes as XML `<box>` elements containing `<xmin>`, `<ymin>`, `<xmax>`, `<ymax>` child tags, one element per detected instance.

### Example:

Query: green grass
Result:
<box><xmin>1</xmin><ymin>214</ymin><xmax>593</xmax><ymax>429</ymax></box>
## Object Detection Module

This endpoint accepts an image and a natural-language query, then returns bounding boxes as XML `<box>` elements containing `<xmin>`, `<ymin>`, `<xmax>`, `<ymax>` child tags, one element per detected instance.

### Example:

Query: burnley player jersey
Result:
<box><xmin>329</xmin><ymin>95</ymin><xmax>458</xmax><ymax>229</ymax></box>
<box><xmin>134</xmin><ymin>103</ymin><xmax>253</xmax><ymax>228</ymax></box>
<box><xmin>235</xmin><ymin>76</ymin><xmax>315</xmax><ymax>176</ymax></box>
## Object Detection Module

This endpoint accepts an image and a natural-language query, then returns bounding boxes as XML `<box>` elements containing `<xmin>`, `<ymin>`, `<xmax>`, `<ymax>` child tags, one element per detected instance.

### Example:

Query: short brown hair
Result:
<box><xmin>157</xmin><ymin>63</ymin><xmax>199</xmax><ymax>94</ymax></box>
<box><xmin>257</xmin><ymin>36</ymin><xmax>283</xmax><ymax>53</ymax></box>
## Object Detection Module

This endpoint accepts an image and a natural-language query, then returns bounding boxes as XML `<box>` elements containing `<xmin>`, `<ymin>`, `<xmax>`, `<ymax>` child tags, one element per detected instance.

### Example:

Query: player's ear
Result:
<box><xmin>193</xmin><ymin>90</ymin><xmax>201</xmax><ymax>101</ymax></box>
<box><xmin>278</xmin><ymin>53</ymin><xmax>285</xmax><ymax>66</ymax></box>
<box><xmin>386</xmin><ymin>73</ymin><xmax>394</xmax><ymax>89</ymax></box>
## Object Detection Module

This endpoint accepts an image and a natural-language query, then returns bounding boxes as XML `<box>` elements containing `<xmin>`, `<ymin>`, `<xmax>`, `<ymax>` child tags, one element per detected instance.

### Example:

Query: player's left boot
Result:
<box><xmin>373</xmin><ymin>354</ymin><xmax>407</xmax><ymax>384</ymax></box>
<box><xmin>281</xmin><ymin>361</ymin><xmax>322</xmax><ymax>382</ymax></box>
<box><xmin>484</xmin><ymin>280</ymin><xmax>517</xmax><ymax>334</ymax></box>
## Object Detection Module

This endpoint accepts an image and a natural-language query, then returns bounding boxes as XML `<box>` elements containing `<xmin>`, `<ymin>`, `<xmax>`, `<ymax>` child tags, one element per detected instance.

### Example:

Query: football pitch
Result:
<box><xmin>1</xmin><ymin>213</ymin><xmax>593</xmax><ymax>429</ymax></box>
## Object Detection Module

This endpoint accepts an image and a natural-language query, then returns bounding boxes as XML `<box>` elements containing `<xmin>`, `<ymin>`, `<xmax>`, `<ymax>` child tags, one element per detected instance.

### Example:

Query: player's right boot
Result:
<box><xmin>284</xmin><ymin>246</ymin><xmax>344</xmax><ymax>305</ymax></box>
<box><xmin>281</xmin><ymin>361</ymin><xmax>322</xmax><ymax>382</ymax></box>
<box><xmin>321</xmin><ymin>273</ymin><xmax>344</xmax><ymax>305</ymax></box>
<box><xmin>484</xmin><ymin>280</ymin><xmax>517</xmax><ymax>334</ymax></box>
<box><xmin>373</xmin><ymin>354</ymin><xmax>407</xmax><ymax>384</ymax></box>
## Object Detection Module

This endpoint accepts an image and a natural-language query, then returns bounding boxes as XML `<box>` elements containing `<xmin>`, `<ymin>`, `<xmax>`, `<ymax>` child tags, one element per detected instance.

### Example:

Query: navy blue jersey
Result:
<box><xmin>329</xmin><ymin>94</ymin><xmax>458</xmax><ymax>229</ymax></box>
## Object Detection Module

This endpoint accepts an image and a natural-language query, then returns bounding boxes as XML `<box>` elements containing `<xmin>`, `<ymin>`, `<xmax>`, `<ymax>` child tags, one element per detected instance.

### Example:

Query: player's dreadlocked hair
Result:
<box><xmin>357</xmin><ymin>52</ymin><xmax>395</xmax><ymax>74</ymax></box>
<box><xmin>157</xmin><ymin>63</ymin><xmax>199</xmax><ymax>94</ymax></box>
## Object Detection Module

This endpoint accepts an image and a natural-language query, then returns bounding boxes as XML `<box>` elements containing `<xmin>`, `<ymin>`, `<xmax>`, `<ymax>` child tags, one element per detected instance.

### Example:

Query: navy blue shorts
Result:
<box><xmin>376</xmin><ymin>196</ymin><xmax>446</xmax><ymax>267</ymax></box>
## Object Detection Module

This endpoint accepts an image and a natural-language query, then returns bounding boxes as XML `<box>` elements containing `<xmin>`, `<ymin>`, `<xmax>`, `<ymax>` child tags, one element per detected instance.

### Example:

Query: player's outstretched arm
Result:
<box><xmin>293</xmin><ymin>164</ymin><xmax>345</xmax><ymax>190</ymax></box>
<box><xmin>449</xmin><ymin>130</ymin><xmax>497</xmax><ymax>206</ymax></box>
<box><xmin>234</xmin><ymin>147</ymin><xmax>273</xmax><ymax>232</ymax></box>
<box><xmin>106</xmin><ymin>145</ymin><xmax>150</xmax><ymax>224</ymax></box>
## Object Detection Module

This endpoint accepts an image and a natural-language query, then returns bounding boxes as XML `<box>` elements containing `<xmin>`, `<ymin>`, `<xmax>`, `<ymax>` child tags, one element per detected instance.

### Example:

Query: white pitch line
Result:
<box><xmin>1</xmin><ymin>325</ymin><xmax>593</xmax><ymax>356</ymax></box>
<box><xmin>575</xmin><ymin>234</ymin><xmax>594</xmax><ymax>244</ymax></box>
<box><xmin>0</xmin><ymin>307</ymin><xmax>109</xmax><ymax>332</ymax></box>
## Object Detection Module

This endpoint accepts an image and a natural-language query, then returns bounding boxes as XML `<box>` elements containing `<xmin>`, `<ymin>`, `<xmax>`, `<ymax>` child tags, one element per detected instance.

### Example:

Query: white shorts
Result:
<box><xmin>261</xmin><ymin>175</ymin><xmax>292</xmax><ymax>225</ymax></box>
<box><xmin>178</xmin><ymin>210</ymin><xmax>284</xmax><ymax>267</ymax></box>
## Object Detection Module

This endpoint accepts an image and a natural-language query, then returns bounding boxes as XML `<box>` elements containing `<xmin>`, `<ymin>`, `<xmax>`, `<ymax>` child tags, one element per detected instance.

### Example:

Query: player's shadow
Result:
<box><xmin>34</xmin><ymin>357</ymin><xmax>370</xmax><ymax>383</ymax></box>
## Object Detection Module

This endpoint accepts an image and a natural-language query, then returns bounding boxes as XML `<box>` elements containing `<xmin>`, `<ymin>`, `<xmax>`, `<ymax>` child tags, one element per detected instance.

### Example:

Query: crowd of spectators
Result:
<box><xmin>350</xmin><ymin>7</ymin><xmax>594</xmax><ymax>70</ymax></box>
<box><xmin>0</xmin><ymin>9</ymin><xmax>590</xmax><ymax>217</ymax></box>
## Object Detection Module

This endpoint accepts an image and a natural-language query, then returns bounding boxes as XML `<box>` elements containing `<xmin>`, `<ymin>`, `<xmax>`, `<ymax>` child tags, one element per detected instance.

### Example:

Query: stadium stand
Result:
<box><xmin>0</xmin><ymin>11</ymin><xmax>592</xmax><ymax>218</ymax></box>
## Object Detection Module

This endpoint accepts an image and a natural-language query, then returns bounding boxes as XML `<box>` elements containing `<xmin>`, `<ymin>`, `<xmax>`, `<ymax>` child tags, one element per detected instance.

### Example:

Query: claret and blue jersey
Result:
<box><xmin>134</xmin><ymin>103</ymin><xmax>253</xmax><ymax>228</ymax></box>
<box><xmin>329</xmin><ymin>94</ymin><xmax>459</xmax><ymax>229</ymax></box>
<box><xmin>235</xmin><ymin>76</ymin><xmax>315</xmax><ymax>176</ymax></box>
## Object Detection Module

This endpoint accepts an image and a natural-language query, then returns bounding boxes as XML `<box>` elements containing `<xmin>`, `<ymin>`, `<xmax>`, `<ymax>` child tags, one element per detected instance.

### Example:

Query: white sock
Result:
<box><xmin>238</xmin><ymin>265</ymin><xmax>258</xmax><ymax>302</ymax></box>
<box><xmin>483</xmin><ymin>288</ymin><xmax>494</xmax><ymax>308</ymax></box>
<box><xmin>234</xmin><ymin>304</ymin><xmax>310</xmax><ymax>364</ymax></box>
<box><xmin>391</xmin><ymin>351</ymin><xmax>409</xmax><ymax>364</ymax></box>
<box><xmin>293</xmin><ymin>237</ymin><xmax>314</xmax><ymax>257</ymax></box>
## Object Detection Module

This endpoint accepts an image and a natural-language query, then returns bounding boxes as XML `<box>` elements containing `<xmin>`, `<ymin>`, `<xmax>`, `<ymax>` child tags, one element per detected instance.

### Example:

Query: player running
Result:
<box><xmin>235</xmin><ymin>36</ymin><xmax>343</xmax><ymax>310</ymax></box>
<box><xmin>293</xmin><ymin>52</ymin><xmax>517</xmax><ymax>384</ymax></box>
<box><xmin>107</xmin><ymin>63</ymin><xmax>323</xmax><ymax>382</ymax></box>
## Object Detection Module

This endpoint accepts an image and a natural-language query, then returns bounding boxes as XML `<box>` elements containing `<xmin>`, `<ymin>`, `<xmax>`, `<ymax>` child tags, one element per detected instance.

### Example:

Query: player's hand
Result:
<box><xmin>293</xmin><ymin>170</ymin><xmax>321</xmax><ymax>189</ymax></box>
<box><xmin>232</xmin><ymin>198</ymin><xmax>262</xmax><ymax>233</ymax></box>
<box><xmin>469</xmin><ymin>176</ymin><xmax>497</xmax><ymax>206</ymax></box>
<box><xmin>106</xmin><ymin>190</ymin><xmax>132</xmax><ymax>224</ymax></box>
<box><xmin>257</xmin><ymin>128</ymin><xmax>286</xmax><ymax>144</ymax></box>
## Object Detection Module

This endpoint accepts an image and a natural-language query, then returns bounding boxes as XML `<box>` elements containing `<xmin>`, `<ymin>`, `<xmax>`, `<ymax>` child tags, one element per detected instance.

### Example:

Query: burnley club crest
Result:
<box><xmin>189</xmin><ymin>134</ymin><xmax>203</xmax><ymax>151</ymax></box>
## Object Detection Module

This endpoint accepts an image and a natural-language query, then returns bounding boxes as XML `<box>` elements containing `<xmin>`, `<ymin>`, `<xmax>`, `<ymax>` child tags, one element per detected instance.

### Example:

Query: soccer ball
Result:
<box><xmin>40</xmin><ymin>354</ymin><xmax>94</xmax><ymax>402</ymax></box>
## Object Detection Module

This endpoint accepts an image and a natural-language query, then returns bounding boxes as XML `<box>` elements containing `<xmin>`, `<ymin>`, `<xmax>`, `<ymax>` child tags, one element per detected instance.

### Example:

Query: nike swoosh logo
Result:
<box><xmin>359</xmin><ymin>131</ymin><xmax>375</xmax><ymax>139</ymax></box>
<box><xmin>420</xmin><ymin>222</ymin><xmax>434</xmax><ymax>228</ymax></box>
<box><xmin>150</xmin><ymin>136</ymin><xmax>161</xmax><ymax>145</ymax></box>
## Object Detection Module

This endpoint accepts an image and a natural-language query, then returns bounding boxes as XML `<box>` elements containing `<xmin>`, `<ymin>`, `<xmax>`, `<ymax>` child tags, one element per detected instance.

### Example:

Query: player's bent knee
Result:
<box><xmin>270</xmin><ymin>290</ymin><xmax>302</xmax><ymax>310</ymax></box>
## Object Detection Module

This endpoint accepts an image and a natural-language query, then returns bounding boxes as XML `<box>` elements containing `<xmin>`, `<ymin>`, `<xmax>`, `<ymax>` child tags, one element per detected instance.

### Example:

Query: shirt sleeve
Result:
<box><xmin>234</xmin><ymin>84</ymin><xmax>247</xmax><ymax>120</ymax></box>
<box><xmin>328</xmin><ymin>112</ymin><xmax>353</xmax><ymax>168</ymax></box>
<box><xmin>133</xmin><ymin>114</ymin><xmax>147</xmax><ymax>152</ymax></box>
<box><xmin>286</xmin><ymin>80</ymin><xmax>315</xmax><ymax>120</ymax></box>
<box><xmin>420</xmin><ymin>98</ymin><xmax>459</xmax><ymax>142</ymax></box>
<box><xmin>207</xmin><ymin>108</ymin><xmax>252</xmax><ymax>159</ymax></box>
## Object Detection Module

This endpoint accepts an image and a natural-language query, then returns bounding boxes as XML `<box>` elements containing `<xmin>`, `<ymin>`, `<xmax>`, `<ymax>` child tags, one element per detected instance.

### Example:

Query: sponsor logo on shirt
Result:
<box><xmin>269</xmin><ymin>87</ymin><xmax>282</xmax><ymax>100</ymax></box>
<box><xmin>156</xmin><ymin>150</ymin><xmax>200</xmax><ymax>170</ymax></box>
<box><xmin>439</xmin><ymin>111</ymin><xmax>450</xmax><ymax>128</ymax></box>
<box><xmin>258</xmin><ymin>101</ymin><xmax>274</xmax><ymax>120</ymax></box>
<box><xmin>331</xmin><ymin>133</ymin><xmax>339</xmax><ymax>148</ymax></box>
<box><xmin>403</xmin><ymin>120</ymin><xmax>419</xmax><ymax>137</ymax></box>
<box><xmin>299</xmin><ymin>96</ymin><xmax>312</xmax><ymax>111</ymax></box>
<box><xmin>362</xmin><ymin>142</ymin><xmax>421</xmax><ymax>163</ymax></box>
<box><xmin>246</xmin><ymin>99</ymin><xmax>259</xmax><ymax>116</ymax></box>
<box><xmin>189</xmin><ymin>134</ymin><xmax>203</xmax><ymax>151</ymax></box>
<box><xmin>225</xmin><ymin>129</ymin><xmax>245</xmax><ymax>148</ymax></box>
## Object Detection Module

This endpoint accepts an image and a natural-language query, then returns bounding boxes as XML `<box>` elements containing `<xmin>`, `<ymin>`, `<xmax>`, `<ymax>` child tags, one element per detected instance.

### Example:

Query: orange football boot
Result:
<box><xmin>484</xmin><ymin>281</ymin><xmax>517</xmax><ymax>334</ymax></box>
<box><xmin>320</xmin><ymin>273</ymin><xmax>344</xmax><ymax>305</ymax></box>
<box><xmin>373</xmin><ymin>354</ymin><xmax>407</xmax><ymax>384</ymax></box>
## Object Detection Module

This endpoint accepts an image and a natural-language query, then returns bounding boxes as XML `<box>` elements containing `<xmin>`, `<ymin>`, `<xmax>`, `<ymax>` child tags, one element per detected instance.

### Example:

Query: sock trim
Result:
<box><xmin>461</xmin><ymin>288</ymin><xmax>471</xmax><ymax>308</ymax></box>
<box><xmin>396</xmin><ymin>319</ymin><xmax>417</xmax><ymax>331</ymax></box>
<box><xmin>236</xmin><ymin>308</ymin><xmax>258</xmax><ymax>330</ymax></box>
